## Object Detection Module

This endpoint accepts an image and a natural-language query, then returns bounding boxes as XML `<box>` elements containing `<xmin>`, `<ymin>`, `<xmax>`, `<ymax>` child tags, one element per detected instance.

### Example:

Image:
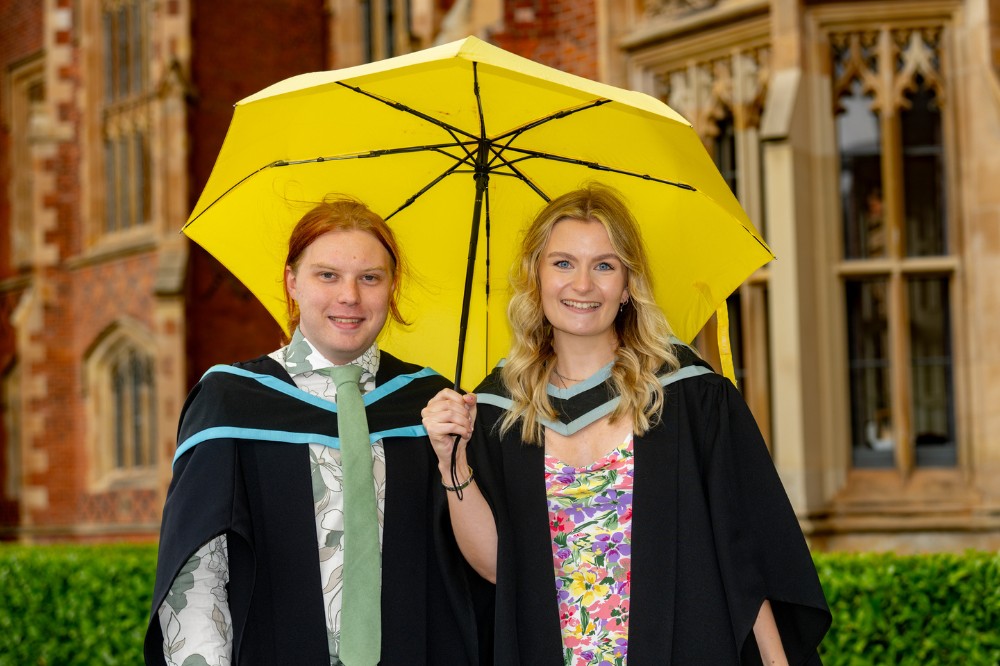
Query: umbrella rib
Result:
<box><xmin>482</xmin><ymin>144</ymin><xmax>551</xmax><ymax>203</ymax></box>
<box><xmin>383</xmin><ymin>160</ymin><xmax>469</xmax><ymax>221</ymax></box>
<box><xmin>491</xmin><ymin>99</ymin><xmax>612</xmax><ymax>144</ymax></box>
<box><xmin>499</xmin><ymin>148</ymin><xmax>697</xmax><ymax>191</ymax></box>
<box><xmin>274</xmin><ymin>142</ymin><xmax>476</xmax><ymax>165</ymax></box>
<box><xmin>183</xmin><ymin>145</ymin><xmax>479</xmax><ymax>229</ymax></box>
<box><xmin>182</xmin><ymin>160</ymin><xmax>286</xmax><ymax>230</ymax></box>
<box><xmin>335</xmin><ymin>80</ymin><xmax>479</xmax><ymax>160</ymax></box>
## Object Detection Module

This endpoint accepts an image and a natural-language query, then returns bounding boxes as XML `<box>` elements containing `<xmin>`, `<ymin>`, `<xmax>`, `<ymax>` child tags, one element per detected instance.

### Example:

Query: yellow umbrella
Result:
<box><xmin>184</xmin><ymin>35</ymin><xmax>772</xmax><ymax>390</ymax></box>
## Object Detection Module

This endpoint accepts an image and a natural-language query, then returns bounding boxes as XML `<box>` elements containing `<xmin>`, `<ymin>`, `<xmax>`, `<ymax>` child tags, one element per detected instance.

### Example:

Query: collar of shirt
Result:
<box><xmin>277</xmin><ymin>327</ymin><xmax>379</xmax><ymax>393</ymax></box>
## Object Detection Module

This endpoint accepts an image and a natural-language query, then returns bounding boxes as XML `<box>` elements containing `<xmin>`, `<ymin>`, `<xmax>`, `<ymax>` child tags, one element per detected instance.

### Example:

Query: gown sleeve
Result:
<box><xmin>156</xmin><ymin>536</ymin><xmax>233</xmax><ymax>663</ymax></box>
<box><xmin>699</xmin><ymin>377</ymin><xmax>832</xmax><ymax>665</ymax></box>
<box><xmin>145</xmin><ymin>377</ymin><xmax>249</xmax><ymax>665</ymax></box>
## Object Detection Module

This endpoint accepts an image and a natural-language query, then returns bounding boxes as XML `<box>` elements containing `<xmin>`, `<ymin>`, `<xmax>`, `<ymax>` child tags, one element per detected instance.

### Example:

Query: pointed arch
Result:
<box><xmin>83</xmin><ymin>318</ymin><xmax>158</xmax><ymax>488</ymax></box>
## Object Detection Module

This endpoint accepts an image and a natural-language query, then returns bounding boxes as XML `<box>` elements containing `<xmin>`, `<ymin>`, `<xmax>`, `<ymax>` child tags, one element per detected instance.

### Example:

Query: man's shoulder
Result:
<box><xmin>232</xmin><ymin>354</ymin><xmax>290</xmax><ymax>381</ymax></box>
<box><xmin>376</xmin><ymin>350</ymin><xmax>451</xmax><ymax>394</ymax></box>
<box><xmin>188</xmin><ymin>356</ymin><xmax>292</xmax><ymax>400</ymax></box>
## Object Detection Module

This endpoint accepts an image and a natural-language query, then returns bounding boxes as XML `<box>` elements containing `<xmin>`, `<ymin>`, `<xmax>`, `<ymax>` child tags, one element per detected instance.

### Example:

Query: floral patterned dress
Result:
<box><xmin>546</xmin><ymin>433</ymin><xmax>634</xmax><ymax>666</ymax></box>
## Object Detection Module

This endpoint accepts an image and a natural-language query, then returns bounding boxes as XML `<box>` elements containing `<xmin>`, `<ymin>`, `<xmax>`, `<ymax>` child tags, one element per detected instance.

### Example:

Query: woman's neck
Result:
<box><xmin>551</xmin><ymin>332</ymin><xmax>617</xmax><ymax>381</ymax></box>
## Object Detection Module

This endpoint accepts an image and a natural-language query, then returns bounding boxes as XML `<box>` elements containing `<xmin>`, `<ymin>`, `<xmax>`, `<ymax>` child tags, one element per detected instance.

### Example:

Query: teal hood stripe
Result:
<box><xmin>475</xmin><ymin>364</ymin><xmax>714</xmax><ymax>437</ymax></box>
<box><xmin>660</xmin><ymin>364</ymin><xmax>713</xmax><ymax>387</ymax></box>
<box><xmin>540</xmin><ymin>399</ymin><xmax>620</xmax><ymax>436</ymax></box>
<box><xmin>475</xmin><ymin>393</ymin><xmax>513</xmax><ymax>410</ymax></box>
<box><xmin>173</xmin><ymin>424</ymin><xmax>430</xmax><ymax>467</ymax></box>
<box><xmin>546</xmin><ymin>360</ymin><xmax>613</xmax><ymax>399</ymax></box>
<box><xmin>202</xmin><ymin>364</ymin><xmax>442</xmax><ymax>411</ymax></box>
<box><xmin>364</xmin><ymin>366</ymin><xmax>440</xmax><ymax>403</ymax></box>
<box><xmin>175</xmin><ymin>426</ymin><xmax>339</xmax><ymax>465</ymax></box>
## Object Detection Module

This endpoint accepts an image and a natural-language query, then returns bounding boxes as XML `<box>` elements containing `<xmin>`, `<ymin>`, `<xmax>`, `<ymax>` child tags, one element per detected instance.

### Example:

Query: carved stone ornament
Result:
<box><xmin>644</xmin><ymin>0</ymin><xmax>718</xmax><ymax>18</ymax></box>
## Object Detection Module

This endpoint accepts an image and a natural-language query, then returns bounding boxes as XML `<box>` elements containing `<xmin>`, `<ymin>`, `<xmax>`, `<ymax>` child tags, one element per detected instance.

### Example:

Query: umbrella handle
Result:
<box><xmin>449</xmin><ymin>434</ymin><xmax>464</xmax><ymax>501</ymax></box>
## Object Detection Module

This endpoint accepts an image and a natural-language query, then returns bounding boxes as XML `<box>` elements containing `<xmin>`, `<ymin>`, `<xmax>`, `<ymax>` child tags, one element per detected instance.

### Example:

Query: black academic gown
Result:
<box><xmin>145</xmin><ymin>352</ymin><xmax>486</xmax><ymax>665</ymax></box>
<box><xmin>470</xmin><ymin>351</ymin><xmax>831</xmax><ymax>665</ymax></box>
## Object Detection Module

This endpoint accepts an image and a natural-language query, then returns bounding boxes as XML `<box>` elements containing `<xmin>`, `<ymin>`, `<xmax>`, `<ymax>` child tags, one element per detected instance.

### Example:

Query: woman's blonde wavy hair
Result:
<box><xmin>500</xmin><ymin>183</ymin><xmax>680</xmax><ymax>445</ymax></box>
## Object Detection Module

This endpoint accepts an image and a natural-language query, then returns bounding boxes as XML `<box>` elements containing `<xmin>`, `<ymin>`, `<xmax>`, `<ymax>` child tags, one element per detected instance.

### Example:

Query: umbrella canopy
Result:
<box><xmin>184</xmin><ymin>36</ymin><xmax>772</xmax><ymax>390</ymax></box>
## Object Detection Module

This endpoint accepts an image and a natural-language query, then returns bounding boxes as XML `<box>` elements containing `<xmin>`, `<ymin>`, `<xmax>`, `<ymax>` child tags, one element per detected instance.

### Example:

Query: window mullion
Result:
<box><xmin>875</xmin><ymin>23</ymin><xmax>916</xmax><ymax>476</ymax></box>
<box><xmin>879</xmin><ymin>31</ymin><xmax>906</xmax><ymax>262</ymax></box>
<box><xmin>881</xmin><ymin>106</ymin><xmax>915</xmax><ymax>476</ymax></box>
<box><xmin>124</xmin><ymin>354</ymin><xmax>136</xmax><ymax>468</ymax></box>
<box><xmin>887</xmin><ymin>268</ymin><xmax>914</xmax><ymax>475</ymax></box>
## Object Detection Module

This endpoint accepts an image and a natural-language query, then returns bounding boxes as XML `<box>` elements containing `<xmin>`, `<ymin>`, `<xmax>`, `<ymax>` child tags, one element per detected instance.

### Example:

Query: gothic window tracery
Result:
<box><xmin>100</xmin><ymin>0</ymin><xmax>151</xmax><ymax>235</ymax></box>
<box><xmin>85</xmin><ymin>323</ymin><xmax>158</xmax><ymax>485</ymax></box>
<box><xmin>831</xmin><ymin>24</ymin><xmax>955</xmax><ymax>471</ymax></box>
<box><xmin>654</xmin><ymin>45</ymin><xmax>773</xmax><ymax>444</ymax></box>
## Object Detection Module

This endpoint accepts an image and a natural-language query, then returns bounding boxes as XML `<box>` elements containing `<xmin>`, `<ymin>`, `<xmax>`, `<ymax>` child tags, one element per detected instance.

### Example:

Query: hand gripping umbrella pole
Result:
<box><xmin>448</xmin><ymin>86</ymin><xmax>492</xmax><ymax>499</ymax></box>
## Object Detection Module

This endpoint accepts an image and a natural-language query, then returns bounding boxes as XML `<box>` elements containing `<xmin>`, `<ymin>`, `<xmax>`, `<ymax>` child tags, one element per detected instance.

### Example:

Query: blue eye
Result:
<box><xmin>596</xmin><ymin>261</ymin><xmax>614</xmax><ymax>271</ymax></box>
<box><xmin>554</xmin><ymin>260</ymin><xmax>571</xmax><ymax>269</ymax></box>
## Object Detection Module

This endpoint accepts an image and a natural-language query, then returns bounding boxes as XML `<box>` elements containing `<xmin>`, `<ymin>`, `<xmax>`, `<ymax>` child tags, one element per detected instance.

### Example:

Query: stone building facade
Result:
<box><xmin>600</xmin><ymin>0</ymin><xmax>1000</xmax><ymax>552</ymax></box>
<box><xmin>2</xmin><ymin>0</ymin><xmax>999</xmax><ymax>551</ymax></box>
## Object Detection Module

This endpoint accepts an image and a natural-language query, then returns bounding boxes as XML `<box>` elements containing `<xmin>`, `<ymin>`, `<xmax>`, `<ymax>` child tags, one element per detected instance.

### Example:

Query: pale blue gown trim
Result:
<box><xmin>546</xmin><ymin>361</ymin><xmax>614</xmax><ymax>400</ymax></box>
<box><xmin>202</xmin><ymin>364</ymin><xmax>441</xmax><ymax>412</ymax></box>
<box><xmin>475</xmin><ymin>364</ymin><xmax>714</xmax><ymax>437</ymax></box>
<box><xmin>172</xmin><ymin>365</ymin><xmax>439</xmax><ymax>466</ymax></box>
<box><xmin>173</xmin><ymin>424</ymin><xmax>430</xmax><ymax>467</ymax></box>
<box><xmin>175</xmin><ymin>427</ymin><xmax>338</xmax><ymax>464</ymax></box>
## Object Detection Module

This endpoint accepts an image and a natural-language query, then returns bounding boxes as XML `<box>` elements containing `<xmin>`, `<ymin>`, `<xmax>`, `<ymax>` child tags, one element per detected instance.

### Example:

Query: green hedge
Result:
<box><xmin>816</xmin><ymin>551</ymin><xmax>1000</xmax><ymax>665</ymax></box>
<box><xmin>0</xmin><ymin>544</ymin><xmax>156</xmax><ymax>665</ymax></box>
<box><xmin>0</xmin><ymin>545</ymin><xmax>997</xmax><ymax>664</ymax></box>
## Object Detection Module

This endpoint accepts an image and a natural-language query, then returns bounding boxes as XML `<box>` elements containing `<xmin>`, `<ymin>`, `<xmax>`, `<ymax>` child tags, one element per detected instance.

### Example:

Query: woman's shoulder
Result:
<box><xmin>663</xmin><ymin>341</ymin><xmax>714</xmax><ymax>374</ymax></box>
<box><xmin>474</xmin><ymin>360</ymin><xmax>506</xmax><ymax>388</ymax></box>
<box><xmin>659</xmin><ymin>342</ymin><xmax>725</xmax><ymax>392</ymax></box>
<box><xmin>472</xmin><ymin>363</ymin><xmax>511</xmax><ymax>406</ymax></box>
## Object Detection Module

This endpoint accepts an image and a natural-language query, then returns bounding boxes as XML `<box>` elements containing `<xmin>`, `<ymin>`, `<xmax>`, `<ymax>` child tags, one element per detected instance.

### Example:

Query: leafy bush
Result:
<box><xmin>0</xmin><ymin>545</ymin><xmax>997</xmax><ymax>664</ymax></box>
<box><xmin>0</xmin><ymin>543</ymin><xmax>156</xmax><ymax>665</ymax></box>
<box><xmin>815</xmin><ymin>551</ymin><xmax>1000</xmax><ymax>665</ymax></box>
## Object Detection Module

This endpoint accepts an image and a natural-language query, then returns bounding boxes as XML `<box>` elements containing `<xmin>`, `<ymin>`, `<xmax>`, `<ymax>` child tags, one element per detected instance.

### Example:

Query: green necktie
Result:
<box><xmin>328</xmin><ymin>364</ymin><xmax>381</xmax><ymax>665</ymax></box>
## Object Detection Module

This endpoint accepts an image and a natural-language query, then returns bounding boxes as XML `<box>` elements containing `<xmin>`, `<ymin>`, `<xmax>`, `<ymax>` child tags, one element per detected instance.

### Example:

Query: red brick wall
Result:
<box><xmin>0</xmin><ymin>0</ymin><xmax>44</xmax><ymax>537</ymax></box>
<box><xmin>493</xmin><ymin>0</ymin><xmax>599</xmax><ymax>80</ymax></box>
<box><xmin>0</xmin><ymin>0</ymin><xmax>44</xmax><ymax>280</ymax></box>
<box><xmin>0</xmin><ymin>1</ymin><xmax>184</xmax><ymax>540</ymax></box>
<box><xmin>184</xmin><ymin>0</ymin><xmax>327</xmax><ymax>385</ymax></box>
<box><xmin>23</xmin><ymin>0</ymin><xmax>87</xmax><ymax>534</ymax></box>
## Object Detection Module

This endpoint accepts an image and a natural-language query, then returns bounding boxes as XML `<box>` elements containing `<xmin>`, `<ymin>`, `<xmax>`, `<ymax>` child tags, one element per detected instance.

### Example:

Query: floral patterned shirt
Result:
<box><xmin>546</xmin><ymin>433</ymin><xmax>634</xmax><ymax>666</ymax></box>
<box><xmin>157</xmin><ymin>330</ymin><xmax>385</xmax><ymax>666</ymax></box>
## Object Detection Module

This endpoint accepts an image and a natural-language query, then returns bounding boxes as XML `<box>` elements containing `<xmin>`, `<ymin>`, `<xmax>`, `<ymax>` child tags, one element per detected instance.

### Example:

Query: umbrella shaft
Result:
<box><xmin>453</xmin><ymin>144</ymin><xmax>491</xmax><ymax>391</ymax></box>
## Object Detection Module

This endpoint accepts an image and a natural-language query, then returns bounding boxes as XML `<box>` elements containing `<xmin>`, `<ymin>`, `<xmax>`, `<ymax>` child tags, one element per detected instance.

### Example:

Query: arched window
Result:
<box><xmin>109</xmin><ymin>347</ymin><xmax>156</xmax><ymax>469</ymax></box>
<box><xmin>5</xmin><ymin>54</ymin><xmax>44</xmax><ymax>269</ymax></box>
<box><xmin>84</xmin><ymin>321</ymin><xmax>157</xmax><ymax>486</ymax></box>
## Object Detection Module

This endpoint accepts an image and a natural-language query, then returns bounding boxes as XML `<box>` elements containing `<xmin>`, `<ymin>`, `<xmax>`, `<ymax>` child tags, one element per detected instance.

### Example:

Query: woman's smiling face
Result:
<box><xmin>538</xmin><ymin>217</ymin><xmax>628</xmax><ymax>347</ymax></box>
